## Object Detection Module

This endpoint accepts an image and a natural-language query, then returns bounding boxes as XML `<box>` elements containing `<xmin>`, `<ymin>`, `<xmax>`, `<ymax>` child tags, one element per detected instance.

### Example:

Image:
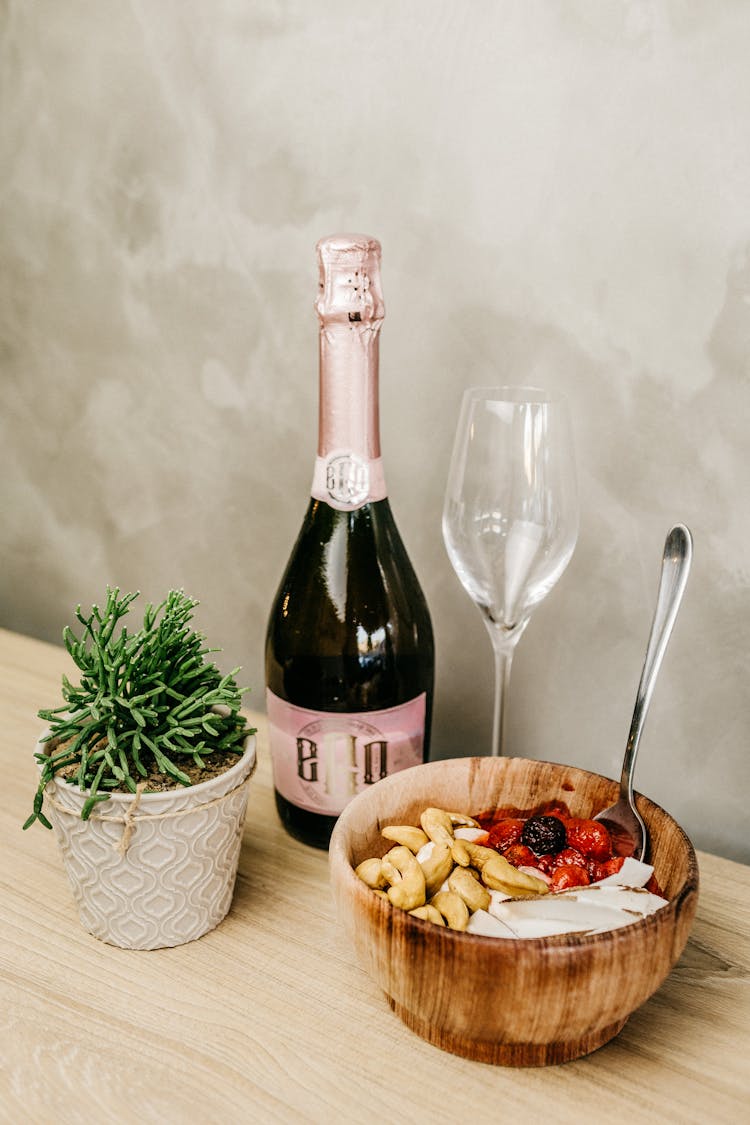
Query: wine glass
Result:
<box><xmin>442</xmin><ymin>386</ymin><xmax>579</xmax><ymax>757</ymax></box>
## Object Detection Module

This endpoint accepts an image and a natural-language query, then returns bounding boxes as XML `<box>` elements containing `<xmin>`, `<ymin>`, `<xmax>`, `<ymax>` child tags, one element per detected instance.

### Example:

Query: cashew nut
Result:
<box><xmin>354</xmin><ymin>805</ymin><xmax>549</xmax><ymax>926</ymax></box>
<box><xmin>481</xmin><ymin>853</ymin><xmax>549</xmax><ymax>898</ymax></box>
<box><xmin>354</xmin><ymin>858</ymin><xmax>388</xmax><ymax>890</ymax></box>
<box><xmin>448</xmin><ymin>866</ymin><xmax>491</xmax><ymax>913</ymax></box>
<box><xmin>409</xmin><ymin>904</ymin><xmax>445</xmax><ymax>926</ymax></box>
<box><xmin>430</xmin><ymin>890</ymin><xmax>470</xmax><ymax>931</ymax></box>
<box><xmin>418</xmin><ymin>842</ymin><xmax>455</xmax><ymax>897</ymax></box>
<box><xmin>381</xmin><ymin>845</ymin><xmax>427</xmax><ymax>911</ymax></box>
<box><xmin>382</xmin><ymin>824</ymin><xmax>429</xmax><ymax>853</ymax></box>
<box><xmin>420</xmin><ymin>807</ymin><xmax>479</xmax><ymax>847</ymax></box>
<box><xmin>451</xmin><ymin>839</ymin><xmax>499</xmax><ymax>871</ymax></box>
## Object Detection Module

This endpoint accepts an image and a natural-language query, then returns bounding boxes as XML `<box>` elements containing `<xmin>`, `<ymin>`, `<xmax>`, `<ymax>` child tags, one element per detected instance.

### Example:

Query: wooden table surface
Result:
<box><xmin>1</xmin><ymin>628</ymin><xmax>748</xmax><ymax>1123</ymax></box>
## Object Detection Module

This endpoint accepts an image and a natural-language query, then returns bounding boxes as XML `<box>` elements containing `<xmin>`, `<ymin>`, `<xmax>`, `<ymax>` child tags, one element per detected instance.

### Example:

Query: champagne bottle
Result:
<box><xmin>265</xmin><ymin>233</ymin><xmax>435</xmax><ymax>849</ymax></box>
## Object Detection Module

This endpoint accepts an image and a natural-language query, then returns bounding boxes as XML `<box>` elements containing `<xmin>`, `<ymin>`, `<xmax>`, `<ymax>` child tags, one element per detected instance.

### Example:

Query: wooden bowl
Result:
<box><xmin>329</xmin><ymin>756</ymin><xmax>698</xmax><ymax>1067</ymax></box>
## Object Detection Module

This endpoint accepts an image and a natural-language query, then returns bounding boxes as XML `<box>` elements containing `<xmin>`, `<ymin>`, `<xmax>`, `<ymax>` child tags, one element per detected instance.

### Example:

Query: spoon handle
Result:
<box><xmin>621</xmin><ymin>524</ymin><xmax>693</xmax><ymax>802</ymax></box>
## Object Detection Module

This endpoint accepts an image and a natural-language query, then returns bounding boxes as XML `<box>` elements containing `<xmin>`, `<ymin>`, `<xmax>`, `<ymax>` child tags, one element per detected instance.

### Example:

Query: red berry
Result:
<box><xmin>502</xmin><ymin>844</ymin><xmax>536</xmax><ymax>868</ymax></box>
<box><xmin>486</xmin><ymin>818</ymin><xmax>525</xmax><ymax>853</ymax></box>
<box><xmin>564</xmin><ymin>818</ymin><xmax>613</xmax><ymax>862</ymax></box>
<box><xmin>586</xmin><ymin>859</ymin><xmax>606</xmax><ymax>882</ymax></box>
<box><xmin>520</xmin><ymin>815</ymin><xmax>567</xmax><ymax>855</ymax></box>
<box><xmin>550</xmin><ymin>864</ymin><xmax>590</xmax><ymax>891</ymax></box>
<box><xmin>536</xmin><ymin>853</ymin><xmax>557</xmax><ymax>874</ymax></box>
<box><xmin>597</xmin><ymin>856</ymin><xmax>626</xmax><ymax>879</ymax></box>
<box><xmin>550</xmin><ymin>847</ymin><xmax>585</xmax><ymax>871</ymax></box>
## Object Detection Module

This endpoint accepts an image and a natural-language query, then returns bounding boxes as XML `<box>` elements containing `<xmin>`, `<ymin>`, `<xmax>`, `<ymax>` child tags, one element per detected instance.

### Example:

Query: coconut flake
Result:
<box><xmin>594</xmin><ymin>856</ymin><xmax>654</xmax><ymax>888</ymax></box>
<box><xmin>566</xmin><ymin>884</ymin><xmax>667</xmax><ymax>916</ymax></box>
<box><xmin>466</xmin><ymin>909</ymin><xmax>517</xmax><ymax>938</ymax></box>
<box><xmin>454</xmin><ymin>827</ymin><xmax>490</xmax><ymax>843</ymax></box>
<box><xmin>518</xmin><ymin>864</ymin><xmax>552</xmax><ymax>885</ymax></box>
<box><xmin>490</xmin><ymin>895</ymin><xmax>635</xmax><ymax>935</ymax></box>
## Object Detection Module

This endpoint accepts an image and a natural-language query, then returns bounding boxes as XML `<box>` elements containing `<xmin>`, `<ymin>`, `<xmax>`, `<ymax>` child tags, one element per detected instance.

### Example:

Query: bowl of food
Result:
<box><xmin>329</xmin><ymin>755</ymin><xmax>698</xmax><ymax>1066</ymax></box>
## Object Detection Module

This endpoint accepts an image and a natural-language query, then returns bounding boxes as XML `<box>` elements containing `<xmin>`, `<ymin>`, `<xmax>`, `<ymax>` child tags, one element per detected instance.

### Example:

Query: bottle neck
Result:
<box><xmin>311</xmin><ymin>233</ymin><xmax>388</xmax><ymax>511</ymax></box>
<box><xmin>312</xmin><ymin>319</ymin><xmax>387</xmax><ymax>511</ymax></box>
<box><xmin>318</xmin><ymin>321</ymin><xmax>381</xmax><ymax>458</ymax></box>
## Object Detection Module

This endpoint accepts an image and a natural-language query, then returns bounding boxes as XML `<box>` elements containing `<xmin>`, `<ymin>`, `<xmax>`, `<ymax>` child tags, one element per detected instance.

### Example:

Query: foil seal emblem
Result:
<box><xmin>326</xmin><ymin>453</ymin><xmax>369</xmax><ymax>507</ymax></box>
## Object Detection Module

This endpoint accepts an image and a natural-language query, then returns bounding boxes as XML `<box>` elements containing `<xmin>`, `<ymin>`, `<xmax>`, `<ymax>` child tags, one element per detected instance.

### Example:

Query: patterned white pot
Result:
<box><xmin>36</xmin><ymin>730</ymin><xmax>257</xmax><ymax>950</ymax></box>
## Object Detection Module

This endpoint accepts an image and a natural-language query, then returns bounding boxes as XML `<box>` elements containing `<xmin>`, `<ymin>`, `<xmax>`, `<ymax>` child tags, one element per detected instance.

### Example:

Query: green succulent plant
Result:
<box><xmin>25</xmin><ymin>587</ymin><xmax>252</xmax><ymax>829</ymax></box>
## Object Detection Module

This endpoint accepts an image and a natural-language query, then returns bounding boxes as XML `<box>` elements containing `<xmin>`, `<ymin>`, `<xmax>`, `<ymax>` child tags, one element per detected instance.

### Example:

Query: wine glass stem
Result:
<box><xmin>490</xmin><ymin>642</ymin><xmax>514</xmax><ymax>757</ymax></box>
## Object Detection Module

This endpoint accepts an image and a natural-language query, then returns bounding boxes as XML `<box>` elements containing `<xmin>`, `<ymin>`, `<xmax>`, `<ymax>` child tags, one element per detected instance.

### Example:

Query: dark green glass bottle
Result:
<box><xmin>265</xmin><ymin>234</ymin><xmax>434</xmax><ymax>849</ymax></box>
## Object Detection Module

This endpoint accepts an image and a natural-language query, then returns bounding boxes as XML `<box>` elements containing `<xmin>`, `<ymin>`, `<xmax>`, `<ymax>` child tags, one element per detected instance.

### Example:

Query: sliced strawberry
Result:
<box><xmin>550</xmin><ymin>846</ymin><xmax>586</xmax><ymax>871</ymax></box>
<box><xmin>485</xmin><ymin>818</ymin><xmax>525</xmax><ymax>853</ymax></box>
<box><xmin>502</xmin><ymin>843</ymin><xmax>536</xmax><ymax>868</ymax></box>
<box><xmin>597</xmin><ymin>856</ymin><xmax>626</xmax><ymax>879</ymax></box>
<box><xmin>564</xmin><ymin>818</ymin><xmax>613</xmax><ymax>862</ymax></box>
<box><xmin>586</xmin><ymin>859</ymin><xmax>606</xmax><ymax>882</ymax></box>
<box><xmin>550</xmin><ymin>864</ymin><xmax>590</xmax><ymax>891</ymax></box>
<box><xmin>536</xmin><ymin>853</ymin><xmax>557</xmax><ymax>874</ymax></box>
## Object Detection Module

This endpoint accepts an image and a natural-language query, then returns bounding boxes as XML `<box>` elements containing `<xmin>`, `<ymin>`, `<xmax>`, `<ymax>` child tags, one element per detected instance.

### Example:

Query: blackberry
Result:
<box><xmin>520</xmin><ymin>815</ymin><xmax>566</xmax><ymax>856</ymax></box>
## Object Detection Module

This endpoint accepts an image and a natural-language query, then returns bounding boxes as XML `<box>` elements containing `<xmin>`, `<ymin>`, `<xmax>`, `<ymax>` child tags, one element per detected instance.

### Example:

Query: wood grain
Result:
<box><xmin>1</xmin><ymin>628</ymin><xmax>748</xmax><ymax>1121</ymax></box>
<box><xmin>330</xmin><ymin>756</ymin><xmax>699</xmax><ymax>1065</ymax></box>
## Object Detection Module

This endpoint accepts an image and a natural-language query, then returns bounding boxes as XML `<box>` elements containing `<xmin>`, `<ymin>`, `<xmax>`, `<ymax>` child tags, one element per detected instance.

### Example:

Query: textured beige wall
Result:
<box><xmin>1</xmin><ymin>2</ymin><xmax>748</xmax><ymax>861</ymax></box>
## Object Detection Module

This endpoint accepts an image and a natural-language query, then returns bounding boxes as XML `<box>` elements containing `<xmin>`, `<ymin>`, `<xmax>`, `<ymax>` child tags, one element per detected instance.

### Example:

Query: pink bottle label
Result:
<box><xmin>266</xmin><ymin>690</ymin><xmax>427</xmax><ymax>816</ymax></box>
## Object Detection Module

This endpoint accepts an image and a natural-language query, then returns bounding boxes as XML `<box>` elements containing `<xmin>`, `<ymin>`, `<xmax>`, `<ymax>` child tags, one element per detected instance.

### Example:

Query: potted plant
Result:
<box><xmin>25</xmin><ymin>586</ymin><xmax>257</xmax><ymax>950</ymax></box>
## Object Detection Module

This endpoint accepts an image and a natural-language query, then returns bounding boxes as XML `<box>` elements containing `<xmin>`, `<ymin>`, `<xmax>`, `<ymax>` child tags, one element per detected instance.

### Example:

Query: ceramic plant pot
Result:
<box><xmin>37</xmin><ymin>730</ymin><xmax>257</xmax><ymax>950</ymax></box>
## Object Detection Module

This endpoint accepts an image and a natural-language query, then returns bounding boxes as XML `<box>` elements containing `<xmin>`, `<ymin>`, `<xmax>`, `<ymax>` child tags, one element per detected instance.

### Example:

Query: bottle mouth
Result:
<box><xmin>316</xmin><ymin>234</ymin><xmax>385</xmax><ymax>325</ymax></box>
<box><xmin>316</xmin><ymin>233</ymin><xmax>381</xmax><ymax>260</ymax></box>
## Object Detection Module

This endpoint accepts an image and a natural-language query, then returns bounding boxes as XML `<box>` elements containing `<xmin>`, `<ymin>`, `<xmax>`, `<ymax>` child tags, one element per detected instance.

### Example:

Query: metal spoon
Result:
<box><xmin>595</xmin><ymin>524</ymin><xmax>693</xmax><ymax>862</ymax></box>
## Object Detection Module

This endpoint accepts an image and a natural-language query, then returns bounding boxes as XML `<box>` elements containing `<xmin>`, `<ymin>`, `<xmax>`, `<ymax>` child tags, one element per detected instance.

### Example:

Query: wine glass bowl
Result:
<box><xmin>443</xmin><ymin>387</ymin><xmax>578</xmax><ymax>755</ymax></box>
